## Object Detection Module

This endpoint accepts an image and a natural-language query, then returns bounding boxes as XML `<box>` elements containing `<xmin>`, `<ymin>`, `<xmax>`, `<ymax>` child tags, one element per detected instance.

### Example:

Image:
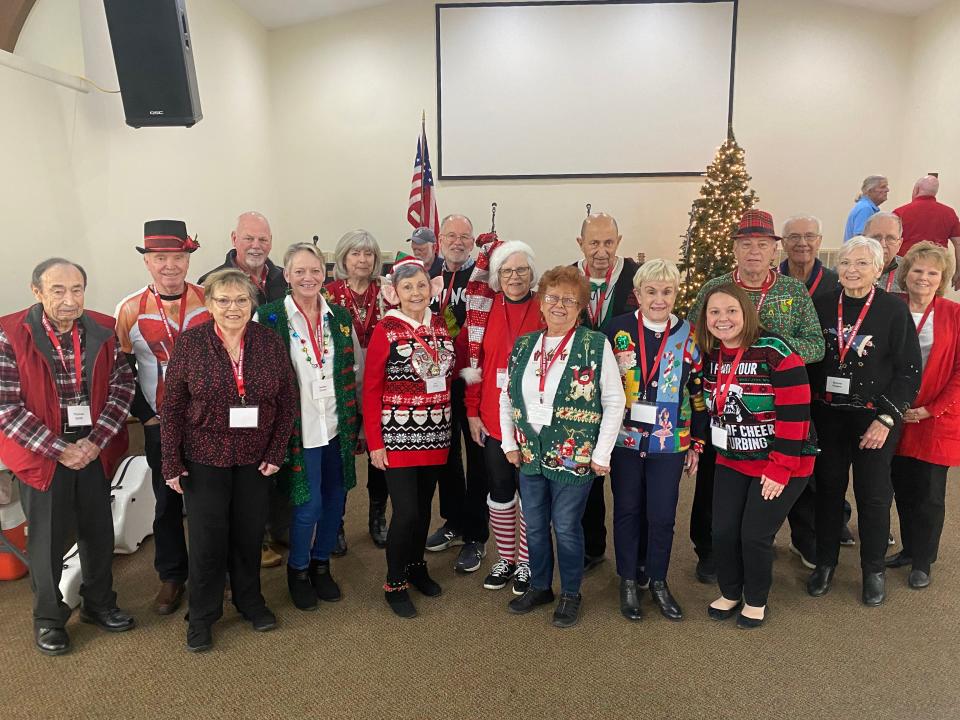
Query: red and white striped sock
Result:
<box><xmin>517</xmin><ymin>500</ymin><xmax>529</xmax><ymax>565</ymax></box>
<box><xmin>487</xmin><ymin>495</ymin><xmax>517</xmax><ymax>564</ymax></box>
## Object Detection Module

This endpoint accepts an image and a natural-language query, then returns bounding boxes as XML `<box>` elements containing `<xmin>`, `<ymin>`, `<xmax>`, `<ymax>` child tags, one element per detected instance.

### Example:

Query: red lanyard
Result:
<box><xmin>440</xmin><ymin>270</ymin><xmax>458</xmax><ymax>312</ymax></box>
<box><xmin>885</xmin><ymin>272</ymin><xmax>894</xmax><ymax>292</ymax></box>
<box><xmin>409</xmin><ymin>320</ymin><xmax>440</xmax><ymax>365</ymax></box>
<box><xmin>149</xmin><ymin>285</ymin><xmax>191</xmax><ymax>349</ymax></box>
<box><xmin>734</xmin><ymin>269</ymin><xmax>774</xmax><ymax>313</ymax></box>
<box><xmin>292</xmin><ymin>297</ymin><xmax>325</xmax><ymax>370</ymax></box>
<box><xmin>347</xmin><ymin>283</ymin><xmax>377</xmax><ymax>339</ymax></box>
<box><xmin>713</xmin><ymin>345</ymin><xmax>746</xmax><ymax>418</ymax></box>
<box><xmin>837</xmin><ymin>287</ymin><xmax>875</xmax><ymax>365</ymax></box>
<box><xmin>502</xmin><ymin>295</ymin><xmax>535</xmax><ymax>340</ymax></box>
<box><xmin>215</xmin><ymin>324</ymin><xmax>247</xmax><ymax>401</ymax></box>
<box><xmin>587</xmin><ymin>265</ymin><xmax>614</xmax><ymax>329</ymax></box>
<box><xmin>41</xmin><ymin>315</ymin><xmax>83</xmax><ymax>396</ymax></box>
<box><xmin>915</xmin><ymin>297</ymin><xmax>935</xmax><ymax>336</ymax></box>
<box><xmin>638</xmin><ymin>316</ymin><xmax>671</xmax><ymax>393</ymax></box>
<box><xmin>538</xmin><ymin>326</ymin><xmax>577</xmax><ymax>398</ymax></box>
<box><xmin>808</xmin><ymin>267</ymin><xmax>824</xmax><ymax>297</ymax></box>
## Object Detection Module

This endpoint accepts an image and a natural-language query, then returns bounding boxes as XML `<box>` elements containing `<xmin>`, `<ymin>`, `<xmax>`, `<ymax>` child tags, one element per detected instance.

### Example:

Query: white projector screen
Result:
<box><xmin>436</xmin><ymin>0</ymin><xmax>737</xmax><ymax>179</ymax></box>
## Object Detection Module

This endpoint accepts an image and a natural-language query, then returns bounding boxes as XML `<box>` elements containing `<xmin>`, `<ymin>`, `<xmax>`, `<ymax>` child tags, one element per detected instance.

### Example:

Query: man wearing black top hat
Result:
<box><xmin>115</xmin><ymin>221</ymin><xmax>210</xmax><ymax>615</ymax></box>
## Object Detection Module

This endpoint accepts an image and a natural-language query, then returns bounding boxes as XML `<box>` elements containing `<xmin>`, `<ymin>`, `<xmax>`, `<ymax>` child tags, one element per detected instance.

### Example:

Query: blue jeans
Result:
<box><xmin>519</xmin><ymin>472</ymin><xmax>592</xmax><ymax>595</ymax></box>
<box><xmin>288</xmin><ymin>437</ymin><xmax>346</xmax><ymax>570</ymax></box>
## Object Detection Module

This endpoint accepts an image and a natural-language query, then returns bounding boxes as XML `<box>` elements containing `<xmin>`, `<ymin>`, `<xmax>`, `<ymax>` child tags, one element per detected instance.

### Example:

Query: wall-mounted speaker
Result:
<box><xmin>103</xmin><ymin>0</ymin><xmax>202</xmax><ymax>128</ymax></box>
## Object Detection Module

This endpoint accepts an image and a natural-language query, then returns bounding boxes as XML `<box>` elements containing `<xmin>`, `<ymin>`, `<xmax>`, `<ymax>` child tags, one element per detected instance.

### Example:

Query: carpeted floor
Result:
<box><xmin>0</xmin><ymin>462</ymin><xmax>958</xmax><ymax>720</ymax></box>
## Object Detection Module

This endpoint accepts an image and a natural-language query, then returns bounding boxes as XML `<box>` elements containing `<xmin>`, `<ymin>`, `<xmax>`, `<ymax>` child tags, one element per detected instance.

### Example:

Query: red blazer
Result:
<box><xmin>897</xmin><ymin>296</ymin><xmax>960</xmax><ymax>466</ymax></box>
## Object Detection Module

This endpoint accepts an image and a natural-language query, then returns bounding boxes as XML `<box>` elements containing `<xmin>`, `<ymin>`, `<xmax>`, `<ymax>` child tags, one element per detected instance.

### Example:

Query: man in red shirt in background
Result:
<box><xmin>894</xmin><ymin>175</ymin><xmax>960</xmax><ymax>290</ymax></box>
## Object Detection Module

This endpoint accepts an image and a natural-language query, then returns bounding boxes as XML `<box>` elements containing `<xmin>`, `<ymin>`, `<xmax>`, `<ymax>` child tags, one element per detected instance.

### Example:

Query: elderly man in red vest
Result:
<box><xmin>0</xmin><ymin>258</ymin><xmax>136</xmax><ymax>656</ymax></box>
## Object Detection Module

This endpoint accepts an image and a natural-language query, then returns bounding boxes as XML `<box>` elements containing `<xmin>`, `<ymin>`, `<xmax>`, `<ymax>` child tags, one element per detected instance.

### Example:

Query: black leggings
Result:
<box><xmin>385</xmin><ymin>466</ymin><xmax>440</xmax><ymax>583</ymax></box>
<box><xmin>484</xmin><ymin>436</ymin><xmax>519</xmax><ymax>504</ymax></box>
<box><xmin>891</xmin><ymin>456</ymin><xmax>948</xmax><ymax>572</ymax></box>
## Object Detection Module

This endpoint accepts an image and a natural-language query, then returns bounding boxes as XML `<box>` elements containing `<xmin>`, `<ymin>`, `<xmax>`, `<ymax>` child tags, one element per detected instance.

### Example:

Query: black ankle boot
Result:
<box><xmin>407</xmin><ymin>561</ymin><xmax>442</xmax><ymax>597</ymax></box>
<box><xmin>619</xmin><ymin>578</ymin><xmax>642</xmax><ymax>621</ymax></box>
<box><xmin>806</xmin><ymin>565</ymin><xmax>835</xmax><ymax>597</ymax></box>
<box><xmin>287</xmin><ymin>565</ymin><xmax>318</xmax><ymax>611</ymax></box>
<box><xmin>369</xmin><ymin>501</ymin><xmax>388</xmax><ymax>548</ymax></box>
<box><xmin>649</xmin><ymin>580</ymin><xmax>683</xmax><ymax>621</ymax></box>
<box><xmin>332</xmin><ymin>523</ymin><xmax>347</xmax><ymax>557</ymax></box>
<box><xmin>308</xmin><ymin>559</ymin><xmax>341</xmax><ymax>602</ymax></box>
<box><xmin>862</xmin><ymin>571</ymin><xmax>885</xmax><ymax>606</ymax></box>
<box><xmin>384</xmin><ymin>580</ymin><xmax>417</xmax><ymax>618</ymax></box>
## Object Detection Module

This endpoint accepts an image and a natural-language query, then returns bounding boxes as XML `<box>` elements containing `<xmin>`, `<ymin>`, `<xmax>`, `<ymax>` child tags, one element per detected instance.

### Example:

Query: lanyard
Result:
<box><xmin>215</xmin><ymin>324</ymin><xmax>247</xmax><ymax>402</ymax></box>
<box><xmin>837</xmin><ymin>287</ymin><xmax>875</xmax><ymax>365</ymax></box>
<box><xmin>409</xmin><ymin>322</ymin><xmax>440</xmax><ymax>366</ymax></box>
<box><xmin>502</xmin><ymin>295</ymin><xmax>535</xmax><ymax>340</ymax></box>
<box><xmin>292</xmin><ymin>297</ymin><xmax>326</xmax><ymax>371</ymax></box>
<box><xmin>538</xmin><ymin>326</ymin><xmax>577</xmax><ymax>400</ymax></box>
<box><xmin>347</xmin><ymin>283</ymin><xmax>377</xmax><ymax>339</ymax></box>
<box><xmin>808</xmin><ymin>267</ymin><xmax>824</xmax><ymax>297</ymax></box>
<box><xmin>638</xmin><ymin>316</ymin><xmax>671</xmax><ymax>394</ymax></box>
<box><xmin>734</xmin><ymin>269</ymin><xmax>774</xmax><ymax>313</ymax></box>
<box><xmin>713</xmin><ymin>345</ymin><xmax>746</xmax><ymax>419</ymax></box>
<box><xmin>587</xmin><ymin>265</ymin><xmax>614</xmax><ymax>329</ymax></box>
<box><xmin>41</xmin><ymin>315</ymin><xmax>83</xmax><ymax>396</ymax></box>
<box><xmin>915</xmin><ymin>297</ymin><xmax>935</xmax><ymax>336</ymax></box>
<box><xmin>885</xmin><ymin>272</ymin><xmax>894</xmax><ymax>292</ymax></box>
<box><xmin>440</xmin><ymin>270</ymin><xmax>458</xmax><ymax>312</ymax></box>
<box><xmin>149</xmin><ymin>285</ymin><xmax>191</xmax><ymax>349</ymax></box>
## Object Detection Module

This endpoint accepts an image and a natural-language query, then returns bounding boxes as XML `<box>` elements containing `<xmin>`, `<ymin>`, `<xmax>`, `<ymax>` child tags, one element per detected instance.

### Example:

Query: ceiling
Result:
<box><xmin>233</xmin><ymin>0</ymin><xmax>944</xmax><ymax>28</ymax></box>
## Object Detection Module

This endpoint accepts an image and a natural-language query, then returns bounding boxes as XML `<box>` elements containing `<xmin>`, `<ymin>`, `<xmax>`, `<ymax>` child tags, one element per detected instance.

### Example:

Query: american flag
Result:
<box><xmin>407</xmin><ymin>119</ymin><xmax>440</xmax><ymax>234</ymax></box>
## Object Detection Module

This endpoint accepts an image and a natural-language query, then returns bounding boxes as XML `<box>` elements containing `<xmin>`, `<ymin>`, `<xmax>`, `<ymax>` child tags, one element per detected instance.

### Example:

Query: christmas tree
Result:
<box><xmin>675</xmin><ymin>133</ymin><xmax>758</xmax><ymax>315</ymax></box>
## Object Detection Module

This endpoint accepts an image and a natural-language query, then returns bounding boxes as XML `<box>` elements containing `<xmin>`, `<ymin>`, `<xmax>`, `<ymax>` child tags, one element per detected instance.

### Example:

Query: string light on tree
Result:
<box><xmin>675</xmin><ymin>132</ymin><xmax>758</xmax><ymax>315</ymax></box>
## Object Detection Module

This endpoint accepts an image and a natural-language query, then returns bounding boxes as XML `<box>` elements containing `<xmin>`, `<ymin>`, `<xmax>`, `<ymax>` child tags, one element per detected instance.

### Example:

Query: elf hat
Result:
<box><xmin>381</xmin><ymin>252</ymin><xmax>443</xmax><ymax>307</ymax></box>
<box><xmin>460</xmin><ymin>231</ymin><xmax>507</xmax><ymax>384</ymax></box>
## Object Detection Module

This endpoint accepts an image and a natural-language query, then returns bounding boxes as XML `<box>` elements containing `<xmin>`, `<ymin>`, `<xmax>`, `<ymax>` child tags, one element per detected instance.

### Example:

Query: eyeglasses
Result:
<box><xmin>442</xmin><ymin>233</ymin><xmax>472</xmax><ymax>243</ymax></box>
<box><xmin>543</xmin><ymin>294</ymin><xmax>579</xmax><ymax>308</ymax></box>
<box><xmin>212</xmin><ymin>296</ymin><xmax>251</xmax><ymax>309</ymax></box>
<box><xmin>869</xmin><ymin>234</ymin><xmax>902</xmax><ymax>245</ymax></box>
<box><xmin>784</xmin><ymin>233</ymin><xmax>821</xmax><ymax>243</ymax></box>
<box><xmin>499</xmin><ymin>267</ymin><xmax>531</xmax><ymax>278</ymax></box>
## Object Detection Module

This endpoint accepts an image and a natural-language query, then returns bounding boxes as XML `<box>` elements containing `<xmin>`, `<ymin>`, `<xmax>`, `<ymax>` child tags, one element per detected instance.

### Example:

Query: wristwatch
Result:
<box><xmin>877</xmin><ymin>414</ymin><xmax>895</xmax><ymax>429</ymax></box>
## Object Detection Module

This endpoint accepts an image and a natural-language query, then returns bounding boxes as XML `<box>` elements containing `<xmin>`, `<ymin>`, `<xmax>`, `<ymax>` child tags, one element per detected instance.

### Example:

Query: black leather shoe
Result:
<box><xmin>186</xmin><ymin>624</ymin><xmax>212</xmax><ymax>653</ymax></box>
<box><xmin>707</xmin><ymin>600</ymin><xmax>742</xmax><ymax>621</ymax></box>
<box><xmin>331</xmin><ymin>523</ymin><xmax>347</xmax><ymax>557</ymax></box>
<box><xmin>583</xmin><ymin>554</ymin><xmax>605</xmax><ymax>573</ymax></box>
<box><xmin>369</xmin><ymin>501</ymin><xmax>388</xmax><ymax>548</ymax></box>
<box><xmin>619</xmin><ymin>578</ymin><xmax>642</xmax><ymax>621</ymax></box>
<box><xmin>407</xmin><ymin>561</ymin><xmax>442</xmax><ymax>597</ymax></box>
<box><xmin>35</xmin><ymin>626</ymin><xmax>70</xmax><ymax>656</ymax></box>
<box><xmin>650</xmin><ymin>580</ymin><xmax>683</xmax><ymax>621</ymax></box>
<box><xmin>244</xmin><ymin>607</ymin><xmax>278</xmax><ymax>631</ymax></box>
<box><xmin>695</xmin><ymin>557</ymin><xmax>717</xmax><ymax>584</ymax></box>
<box><xmin>508</xmin><ymin>587</ymin><xmax>555</xmax><ymax>614</ymax></box>
<box><xmin>309</xmin><ymin>559</ymin><xmax>342</xmax><ymax>602</ymax></box>
<box><xmin>79</xmin><ymin>606</ymin><xmax>135</xmax><ymax>633</ymax></box>
<box><xmin>806</xmin><ymin>566</ymin><xmax>835</xmax><ymax>597</ymax></box>
<box><xmin>862</xmin><ymin>571</ymin><xmax>885</xmax><ymax>607</ymax></box>
<box><xmin>884</xmin><ymin>551</ymin><xmax>912</xmax><ymax>569</ymax></box>
<box><xmin>736</xmin><ymin>607</ymin><xmax>768</xmax><ymax>629</ymax></box>
<box><xmin>552</xmin><ymin>592</ymin><xmax>582</xmax><ymax>628</ymax></box>
<box><xmin>908</xmin><ymin>569</ymin><xmax>931</xmax><ymax>589</ymax></box>
<box><xmin>288</xmin><ymin>565</ymin><xmax>318</xmax><ymax>611</ymax></box>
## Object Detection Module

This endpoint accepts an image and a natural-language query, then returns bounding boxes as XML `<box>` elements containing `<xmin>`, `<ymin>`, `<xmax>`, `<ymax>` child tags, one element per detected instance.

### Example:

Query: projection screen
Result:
<box><xmin>436</xmin><ymin>1</ymin><xmax>737</xmax><ymax>179</ymax></box>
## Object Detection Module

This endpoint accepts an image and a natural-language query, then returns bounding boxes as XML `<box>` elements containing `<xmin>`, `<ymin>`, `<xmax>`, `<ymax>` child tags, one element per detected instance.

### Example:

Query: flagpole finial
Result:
<box><xmin>422</xmin><ymin>109</ymin><xmax>426</xmax><ymax>124</ymax></box>
<box><xmin>585</xmin><ymin>203</ymin><xmax>592</xmax><ymax>217</ymax></box>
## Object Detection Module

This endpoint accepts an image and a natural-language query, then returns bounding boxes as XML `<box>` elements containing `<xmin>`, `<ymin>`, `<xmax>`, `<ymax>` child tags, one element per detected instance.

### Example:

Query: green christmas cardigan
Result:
<box><xmin>258</xmin><ymin>297</ymin><xmax>359</xmax><ymax>505</ymax></box>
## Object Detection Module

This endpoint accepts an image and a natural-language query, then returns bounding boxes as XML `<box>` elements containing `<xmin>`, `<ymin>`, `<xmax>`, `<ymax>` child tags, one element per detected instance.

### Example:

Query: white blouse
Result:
<box><xmin>911</xmin><ymin>308</ymin><xmax>934</xmax><ymax>371</ymax></box>
<box><xmin>499</xmin><ymin>331</ymin><xmax>624</xmax><ymax>467</ymax></box>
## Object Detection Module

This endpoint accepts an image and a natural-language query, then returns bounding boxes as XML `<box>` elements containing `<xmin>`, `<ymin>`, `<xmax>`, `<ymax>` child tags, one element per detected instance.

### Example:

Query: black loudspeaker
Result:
<box><xmin>103</xmin><ymin>0</ymin><xmax>202</xmax><ymax>128</ymax></box>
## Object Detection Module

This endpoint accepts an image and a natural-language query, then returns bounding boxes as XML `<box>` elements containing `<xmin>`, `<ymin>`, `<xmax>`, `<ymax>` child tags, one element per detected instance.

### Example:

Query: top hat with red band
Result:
<box><xmin>732</xmin><ymin>209</ymin><xmax>781</xmax><ymax>241</ymax></box>
<box><xmin>136</xmin><ymin>219</ymin><xmax>200</xmax><ymax>254</ymax></box>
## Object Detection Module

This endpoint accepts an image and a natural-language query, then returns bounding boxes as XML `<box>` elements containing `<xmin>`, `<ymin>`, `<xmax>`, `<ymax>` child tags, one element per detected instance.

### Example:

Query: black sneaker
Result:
<box><xmin>455</xmin><ymin>542</ymin><xmax>486</xmax><ymax>573</ymax></box>
<box><xmin>695</xmin><ymin>557</ymin><xmax>717</xmax><ymax>584</ymax></box>
<box><xmin>512</xmin><ymin>562</ymin><xmax>531</xmax><ymax>595</ymax></box>
<box><xmin>583</xmin><ymin>554</ymin><xmax>605</xmax><ymax>573</ymax></box>
<box><xmin>839</xmin><ymin>524</ymin><xmax>856</xmax><ymax>546</ymax></box>
<box><xmin>244</xmin><ymin>607</ymin><xmax>277</xmax><ymax>632</ymax></box>
<box><xmin>508</xmin><ymin>587</ymin><xmax>554</xmax><ymax>614</ymax></box>
<box><xmin>552</xmin><ymin>592</ymin><xmax>582</xmax><ymax>628</ymax></box>
<box><xmin>186</xmin><ymin>623</ymin><xmax>212</xmax><ymax>653</ymax></box>
<box><xmin>426</xmin><ymin>525</ymin><xmax>463</xmax><ymax>552</ymax></box>
<box><xmin>483</xmin><ymin>559</ymin><xmax>517</xmax><ymax>590</ymax></box>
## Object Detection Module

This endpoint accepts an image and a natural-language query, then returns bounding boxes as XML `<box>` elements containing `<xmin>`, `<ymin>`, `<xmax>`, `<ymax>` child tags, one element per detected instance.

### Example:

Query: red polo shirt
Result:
<box><xmin>894</xmin><ymin>195</ymin><xmax>960</xmax><ymax>256</ymax></box>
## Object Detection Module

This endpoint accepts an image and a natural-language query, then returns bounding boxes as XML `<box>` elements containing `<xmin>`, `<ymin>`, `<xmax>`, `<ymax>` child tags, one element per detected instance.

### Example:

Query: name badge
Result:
<box><xmin>312</xmin><ymin>378</ymin><xmax>335</xmax><ymax>400</ymax></box>
<box><xmin>825</xmin><ymin>376</ymin><xmax>851</xmax><ymax>395</ymax></box>
<box><xmin>425</xmin><ymin>376</ymin><xmax>447</xmax><ymax>394</ymax></box>
<box><xmin>630</xmin><ymin>402</ymin><xmax>657</xmax><ymax>424</ymax></box>
<box><xmin>229</xmin><ymin>405</ymin><xmax>259</xmax><ymax>428</ymax></box>
<box><xmin>496</xmin><ymin>369</ymin><xmax>508</xmax><ymax>389</ymax></box>
<box><xmin>711</xmin><ymin>423</ymin><xmax>728</xmax><ymax>450</ymax></box>
<box><xmin>528</xmin><ymin>403</ymin><xmax>554</xmax><ymax>426</ymax></box>
<box><xmin>67</xmin><ymin>404</ymin><xmax>92</xmax><ymax>427</ymax></box>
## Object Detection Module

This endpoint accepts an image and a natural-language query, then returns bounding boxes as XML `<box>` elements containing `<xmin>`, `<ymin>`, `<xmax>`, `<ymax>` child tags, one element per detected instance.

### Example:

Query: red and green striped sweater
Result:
<box><xmin>702</xmin><ymin>332</ymin><xmax>817</xmax><ymax>485</ymax></box>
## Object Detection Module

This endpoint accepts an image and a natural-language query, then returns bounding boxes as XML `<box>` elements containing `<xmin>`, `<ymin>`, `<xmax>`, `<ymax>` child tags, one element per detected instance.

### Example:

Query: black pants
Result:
<box><xmin>437</xmin><ymin>378</ymin><xmax>488</xmax><ymax>542</ymax></box>
<box><xmin>891</xmin><ymin>455</ymin><xmax>948</xmax><ymax>572</ymax></box>
<box><xmin>366</xmin><ymin>454</ymin><xmax>388</xmax><ymax>505</ymax></box>
<box><xmin>20</xmin><ymin>459</ymin><xmax>117</xmax><ymax>629</ymax></box>
<box><xmin>265</xmin><ymin>475</ymin><xmax>291</xmax><ymax>546</ymax></box>
<box><xmin>813</xmin><ymin>406</ymin><xmax>899</xmax><ymax>574</ymax></box>
<box><xmin>713</xmin><ymin>465</ymin><xmax>808</xmax><ymax>607</ymax></box>
<box><xmin>385</xmin><ymin>466</ymin><xmax>440</xmax><ymax>583</ymax></box>
<box><xmin>484</xmin><ymin>436</ymin><xmax>518</xmax><ymax>504</ymax></box>
<box><xmin>183</xmin><ymin>462</ymin><xmax>270</xmax><ymax>627</ymax></box>
<box><xmin>581</xmin><ymin>474</ymin><xmax>607</xmax><ymax>558</ymax></box>
<box><xmin>787</xmin><ymin>481</ymin><xmax>817</xmax><ymax>562</ymax></box>
<box><xmin>689</xmin><ymin>443</ymin><xmax>717</xmax><ymax>560</ymax></box>
<box><xmin>144</xmin><ymin>424</ymin><xmax>188</xmax><ymax>583</ymax></box>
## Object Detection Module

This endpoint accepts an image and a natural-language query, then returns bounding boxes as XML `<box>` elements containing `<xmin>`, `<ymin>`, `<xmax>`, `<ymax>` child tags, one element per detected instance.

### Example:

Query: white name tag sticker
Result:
<box><xmin>67</xmin><ymin>404</ymin><xmax>92</xmax><ymax>427</ymax></box>
<box><xmin>425</xmin><ymin>376</ymin><xmax>447</xmax><ymax>394</ymax></box>
<box><xmin>825</xmin><ymin>376</ymin><xmax>851</xmax><ymax>395</ymax></box>
<box><xmin>496</xmin><ymin>369</ymin><xmax>508</xmax><ymax>389</ymax></box>
<box><xmin>528</xmin><ymin>403</ymin><xmax>554</xmax><ymax>426</ymax></box>
<box><xmin>711</xmin><ymin>424</ymin><xmax>728</xmax><ymax>450</ymax></box>
<box><xmin>312</xmin><ymin>378</ymin><xmax>335</xmax><ymax>399</ymax></box>
<box><xmin>229</xmin><ymin>405</ymin><xmax>259</xmax><ymax>428</ymax></box>
<box><xmin>630</xmin><ymin>402</ymin><xmax>657</xmax><ymax>424</ymax></box>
